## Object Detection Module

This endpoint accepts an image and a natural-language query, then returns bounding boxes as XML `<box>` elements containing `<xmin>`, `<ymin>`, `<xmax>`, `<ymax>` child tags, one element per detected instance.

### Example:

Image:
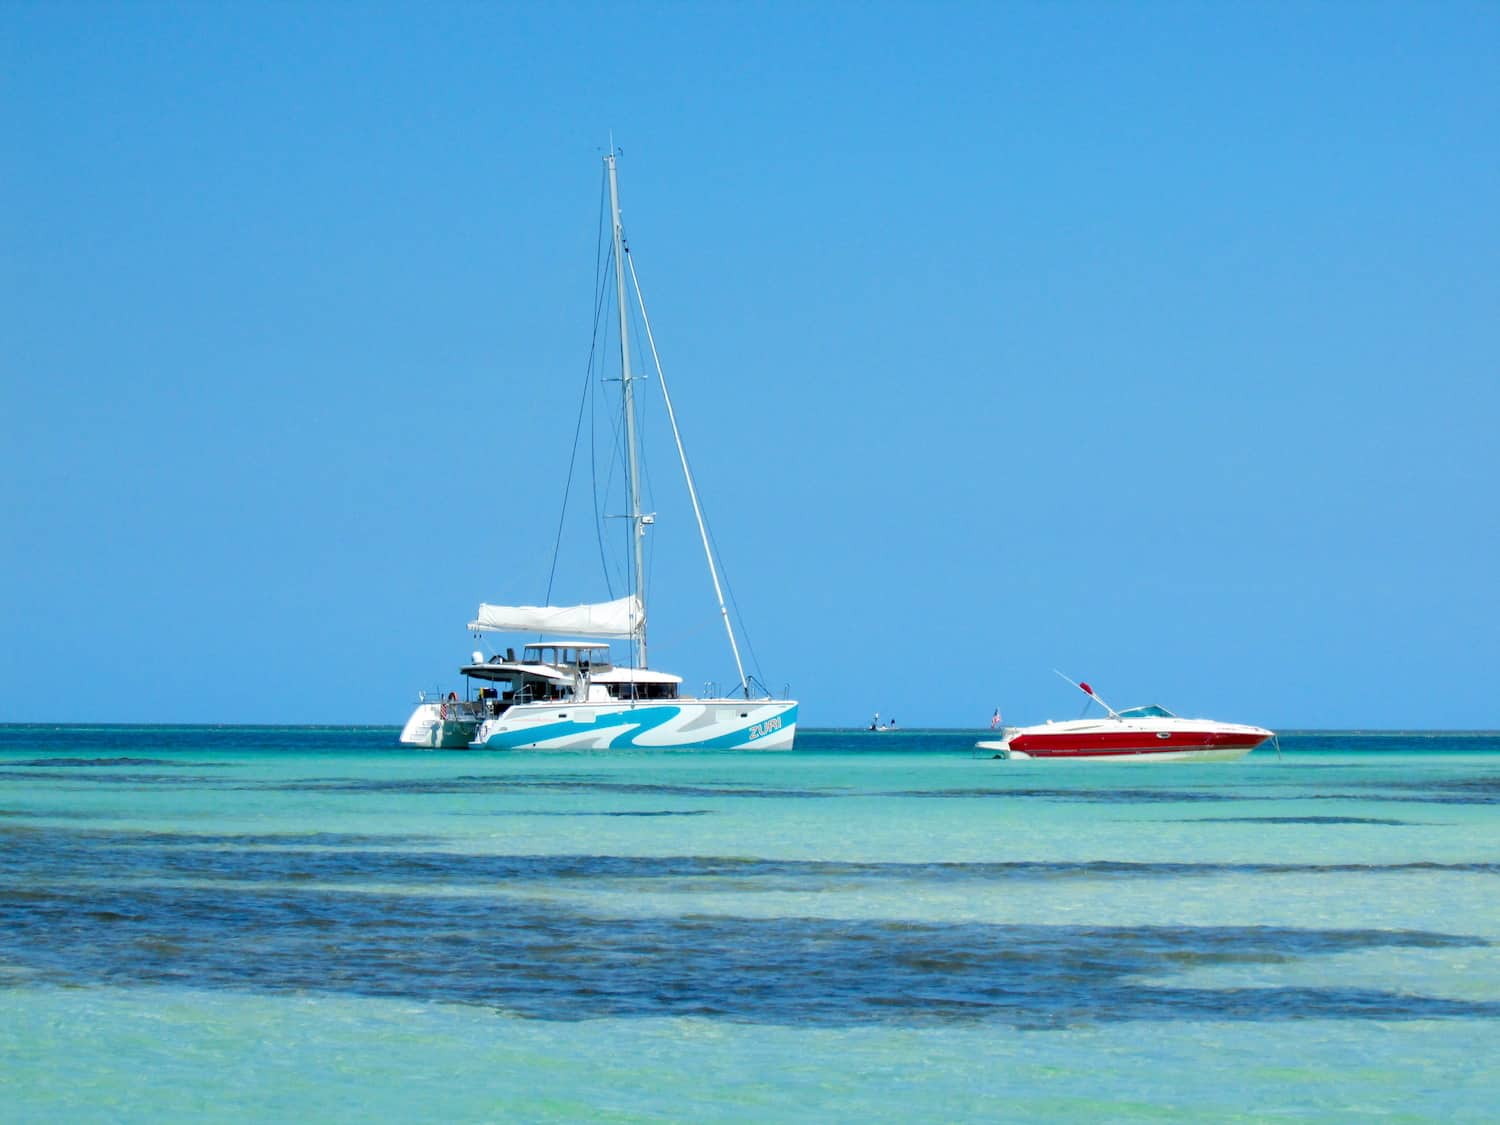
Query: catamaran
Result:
<box><xmin>400</xmin><ymin>151</ymin><xmax>798</xmax><ymax>751</ymax></box>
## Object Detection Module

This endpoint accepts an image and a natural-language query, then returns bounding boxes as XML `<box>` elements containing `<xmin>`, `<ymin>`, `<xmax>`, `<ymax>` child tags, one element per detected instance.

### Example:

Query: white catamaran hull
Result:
<box><xmin>473</xmin><ymin>699</ymin><xmax>797</xmax><ymax>750</ymax></box>
<box><xmin>398</xmin><ymin>702</ymin><xmax>481</xmax><ymax>749</ymax></box>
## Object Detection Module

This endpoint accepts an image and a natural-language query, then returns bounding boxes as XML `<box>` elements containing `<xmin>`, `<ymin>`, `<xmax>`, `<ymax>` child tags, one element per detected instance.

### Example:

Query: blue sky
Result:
<box><xmin>3</xmin><ymin>2</ymin><xmax>1496</xmax><ymax>729</ymax></box>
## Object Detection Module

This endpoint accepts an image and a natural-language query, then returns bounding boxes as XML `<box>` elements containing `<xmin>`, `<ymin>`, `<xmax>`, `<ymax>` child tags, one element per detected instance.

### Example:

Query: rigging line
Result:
<box><xmin>709</xmin><ymin>539</ymin><xmax>766</xmax><ymax>690</ymax></box>
<box><xmin>590</xmin><ymin>224</ymin><xmax>622</xmax><ymax>597</ymax></box>
<box><xmin>591</xmin><ymin>167</ymin><xmax>622</xmax><ymax>596</ymax></box>
<box><xmin>547</xmin><ymin>166</ymin><xmax>616</xmax><ymax>605</ymax></box>
<box><xmin>606</xmin><ymin>155</ymin><xmax>647</xmax><ymax>672</ymax></box>
<box><xmin>643</xmin><ymin>498</ymin><xmax>655</xmax><ymax>634</ymax></box>
<box><xmin>702</xmin><ymin>515</ymin><xmax>767</xmax><ymax>687</ymax></box>
<box><xmin>591</xmin><ymin>322</ymin><xmax>629</xmax><ymax>596</ymax></box>
<box><xmin>625</xmin><ymin>250</ymin><xmax>749</xmax><ymax>696</ymax></box>
<box><xmin>625</xmin><ymin>278</ymin><xmax>764</xmax><ymax>688</ymax></box>
<box><xmin>590</xmin><ymin>188</ymin><xmax>632</xmax><ymax>598</ymax></box>
<box><xmin>592</xmin><ymin>335</ymin><xmax>630</xmax><ymax>596</ymax></box>
<box><xmin>596</xmin><ymin>243</ymin><xmax>636</xmax><ymax>605</ymax></box>
<box><xmin>545</xmin><ymin>418</ymin><xmax>584</xmax><ymax>604</ymax></box>
<box><xmin>622</xmin><ymin>282</ymin><xmax>658</xmax><ymax>522</ymax></box>
<box><xmin>544</xmin><ymin>339</ymin><xmax>600</xmax><ymax>605</ymax></box>
<box><xmin>589</xmin><ymin>379</ymin><xmax>616</xmax><ymax>598</ymax></box>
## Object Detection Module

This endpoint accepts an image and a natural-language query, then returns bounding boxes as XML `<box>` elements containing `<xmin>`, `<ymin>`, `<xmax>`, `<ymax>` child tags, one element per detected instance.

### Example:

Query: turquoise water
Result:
<box><xmin>3</xmin><ymin>727</ymin><xmax>1498</xmax><ymax>1120</ymax></box>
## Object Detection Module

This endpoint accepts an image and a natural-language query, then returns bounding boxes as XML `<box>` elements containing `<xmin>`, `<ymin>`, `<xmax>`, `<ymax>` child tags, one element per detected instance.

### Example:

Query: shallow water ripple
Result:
<box><xmin>2</xmin><ymin>723</ymin><xmax>1499</xmax><ymax>1120</ymax></box>
<box><xmin>1</xmin><ymin>879</ymin><xmax>1491</xmax><ymax>1028</ymax></box>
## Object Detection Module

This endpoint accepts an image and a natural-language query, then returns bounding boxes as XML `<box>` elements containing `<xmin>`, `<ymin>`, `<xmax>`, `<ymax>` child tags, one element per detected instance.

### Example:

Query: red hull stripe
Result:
<box><xmin>1008</xmin><ymin>731</ymin><xmax>1269</xmax><ymax>756</ymax></box>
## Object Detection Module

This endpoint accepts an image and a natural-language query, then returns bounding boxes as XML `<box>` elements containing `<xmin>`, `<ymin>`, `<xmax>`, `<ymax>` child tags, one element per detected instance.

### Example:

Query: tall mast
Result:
<box><xmin>606</xmin><ymin>149</ymin><xmax>648</xmax><ymax>668</ymax></box>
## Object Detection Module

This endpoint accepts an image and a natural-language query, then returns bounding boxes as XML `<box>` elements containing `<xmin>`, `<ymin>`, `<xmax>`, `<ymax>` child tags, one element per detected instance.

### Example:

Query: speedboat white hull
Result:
<box><xmin>398</xmin><ymin>702</ymin><xmax>481</xmax><ymax>750</ymax></box>
<box><xmin>473</xmin><ymin>699</ymin><xmax>797</xmax><ymax>750</ymax></box>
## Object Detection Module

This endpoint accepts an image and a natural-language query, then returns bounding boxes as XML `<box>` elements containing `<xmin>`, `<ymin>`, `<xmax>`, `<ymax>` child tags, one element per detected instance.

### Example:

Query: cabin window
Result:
<box><xmin>604</xmin><ymin>680</ymin><xmax>678</xmax><ymax>701</ymax></box>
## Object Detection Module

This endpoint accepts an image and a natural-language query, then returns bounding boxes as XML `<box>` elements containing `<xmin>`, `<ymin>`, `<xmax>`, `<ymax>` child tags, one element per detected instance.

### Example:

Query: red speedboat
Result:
<box><xmin>977</xmin><ymin>678</ymin><xmax>1273</xmax><ymax>762</ymax></box>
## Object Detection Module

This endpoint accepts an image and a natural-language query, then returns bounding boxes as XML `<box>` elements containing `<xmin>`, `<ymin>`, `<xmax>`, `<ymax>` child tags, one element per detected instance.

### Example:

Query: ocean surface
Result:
<box><xmin>2</xmin><ymin>726</ymin><xmax>1498</xmax><ymax>1121</ymax></box>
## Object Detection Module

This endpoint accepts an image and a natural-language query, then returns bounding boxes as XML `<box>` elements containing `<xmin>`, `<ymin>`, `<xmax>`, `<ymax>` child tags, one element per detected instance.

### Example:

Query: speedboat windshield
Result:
<box><xmin>1117</xmin><ymin>704</ymin><xmax>1176</xmax><ymax>719</ymax></box>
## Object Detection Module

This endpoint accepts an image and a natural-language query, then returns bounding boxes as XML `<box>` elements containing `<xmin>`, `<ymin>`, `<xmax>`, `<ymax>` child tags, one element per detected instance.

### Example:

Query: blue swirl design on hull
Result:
<box><xmin>481</xmin><ymin>703</ymin><xmax>798</xmax><ymax>750</ymax></box>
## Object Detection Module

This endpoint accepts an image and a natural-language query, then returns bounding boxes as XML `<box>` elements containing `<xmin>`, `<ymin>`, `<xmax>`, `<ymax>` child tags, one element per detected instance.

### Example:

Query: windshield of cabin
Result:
<box><xmin>1117</xmin><ymin>705</ymin><xmax>1175</xmax><ymax>719</ymax></box>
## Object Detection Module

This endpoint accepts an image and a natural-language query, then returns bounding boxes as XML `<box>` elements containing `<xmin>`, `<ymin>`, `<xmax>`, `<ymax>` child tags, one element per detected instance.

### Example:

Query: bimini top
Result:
<box><xmin>459</xmin><ymin>659</ymin><xmax>574</xmax><ymax>684</ymax></box>
<box><xmin>522</xmin><ymin>642</ymin><xmax>612</xmax><ymax>652</ymax></box>
<box><xmin>589</xmin><ymin>667</ymin><xmax>684</xmax><ymax>685</ymax></box>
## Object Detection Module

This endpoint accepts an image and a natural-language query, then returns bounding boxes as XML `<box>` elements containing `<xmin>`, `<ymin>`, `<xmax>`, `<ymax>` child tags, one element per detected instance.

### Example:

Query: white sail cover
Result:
<box><xmin>468</xmin><ymin>595</ymin><xmax>642</xmax><ymax>638</ymax></box>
